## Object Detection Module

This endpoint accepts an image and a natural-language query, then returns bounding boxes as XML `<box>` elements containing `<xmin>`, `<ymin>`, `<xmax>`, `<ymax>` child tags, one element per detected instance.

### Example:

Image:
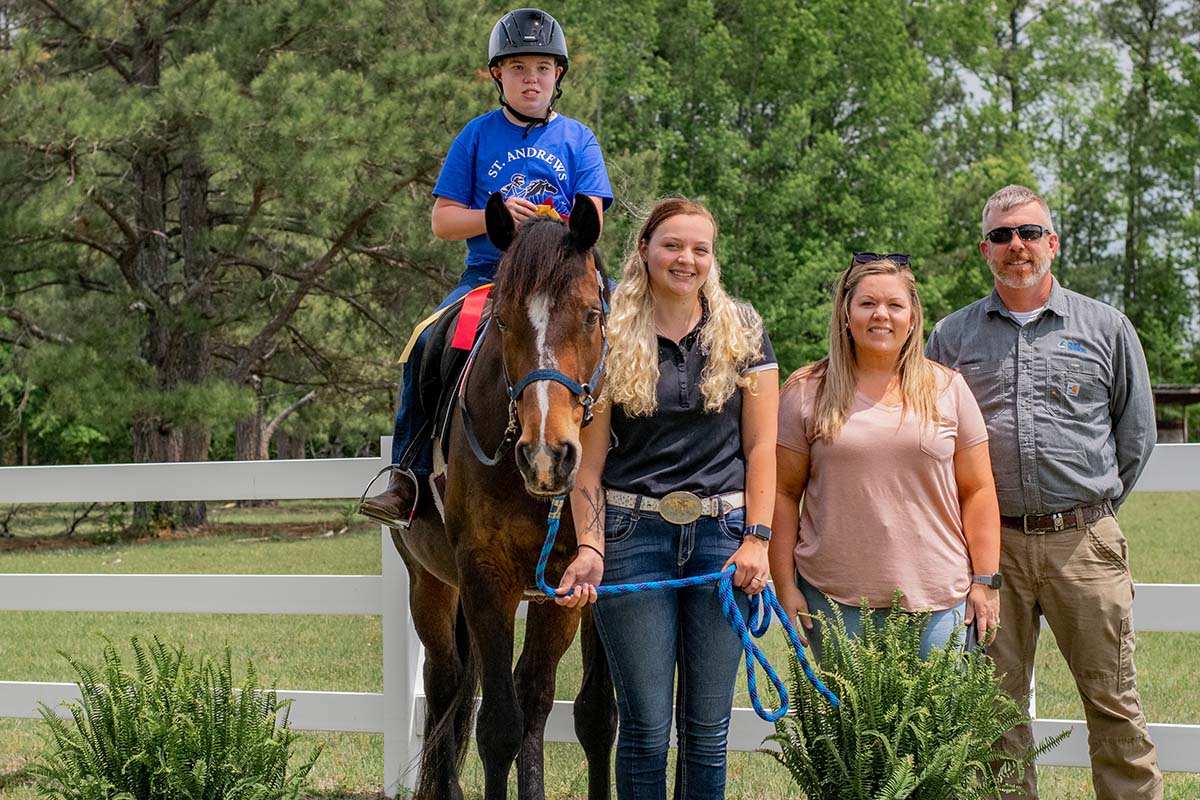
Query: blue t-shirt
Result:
<box><xmin>432</xmin><ymin>109</ymin><xmax>613</xmax><ymax>270</ymax></box>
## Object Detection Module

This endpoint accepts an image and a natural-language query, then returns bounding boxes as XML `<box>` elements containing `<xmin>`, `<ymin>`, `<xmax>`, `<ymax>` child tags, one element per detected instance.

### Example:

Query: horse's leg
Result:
<box><xmin>574</xmin><ymin>606</ymin><xmax>616</xmax><ymax>800</ymax></box>
<box><xmin>460</xmin><ymin>573</ymin><xmax>523</xmax><ymax>800</ymax></box>
<box><xmin>513</xmin><ymin>600</ymin><xmax>581</xmax><ymax>800</ymax></box>
<box><xmin>396</xmin><ymin>542</ymin><xmax>471</xmax><ymax>800</ymax></box>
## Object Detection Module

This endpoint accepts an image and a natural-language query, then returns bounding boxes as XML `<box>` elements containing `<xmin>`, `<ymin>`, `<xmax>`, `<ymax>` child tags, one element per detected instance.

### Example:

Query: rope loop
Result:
<box><xmin>535</xmin><ymin>496</ymin><xmax>839</xmax><ymax>718</ymax></box>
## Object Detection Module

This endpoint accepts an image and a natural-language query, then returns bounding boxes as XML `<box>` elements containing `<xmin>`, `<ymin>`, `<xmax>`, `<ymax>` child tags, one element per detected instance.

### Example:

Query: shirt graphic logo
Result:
<box><xmin>499</xmin><ymin>174</ymin><xmax>561</xmax><ymax>211</ymax></box>
<box><xmin>1066</xmin><ymin>380</ymin><xmax>1081</xmax><ymax>396</ymax></box>
<box><xmin>1057</xmin><ymin>339</ymin><xmax>1087</xmax><ymax>354</ymax></box>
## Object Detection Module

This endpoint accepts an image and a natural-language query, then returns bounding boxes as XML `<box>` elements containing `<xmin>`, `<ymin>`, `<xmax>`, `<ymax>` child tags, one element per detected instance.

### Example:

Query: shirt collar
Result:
<box><xmin>657</xmin><ymin>294</ymin><xmax>710</xmax><ymax>349</ymax></box>
<box><xmin>984</xmin><ymin>275</ymin><xmax>1070</xmax><ymax>320</ymax></box>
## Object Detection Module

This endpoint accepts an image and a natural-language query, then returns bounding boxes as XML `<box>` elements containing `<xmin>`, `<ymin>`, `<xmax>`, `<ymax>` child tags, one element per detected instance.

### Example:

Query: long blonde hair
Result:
<box><xmin>785</xmin><ymin>257</ymin><xmax>940</xmax><ymax>440</ymax></box>
<box><xmin>602</xmin><ymin>197</ymin><xmax>764</xmax><ymax>416</ymax></box>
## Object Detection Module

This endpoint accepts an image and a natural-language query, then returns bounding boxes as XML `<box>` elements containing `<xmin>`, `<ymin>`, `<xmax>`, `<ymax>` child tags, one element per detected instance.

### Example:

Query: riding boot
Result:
<box><xmin>358</xmin><ymin>467</ymin><xmax>421</xmax><ymax>530</ymax></box>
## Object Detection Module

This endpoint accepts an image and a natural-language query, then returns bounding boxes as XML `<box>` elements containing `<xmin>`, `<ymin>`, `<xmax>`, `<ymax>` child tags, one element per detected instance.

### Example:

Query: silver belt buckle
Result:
<box><xmin>1052</xmin><ymin>512</ymin><xmax>1065</xmax><ymax>531</ymax></box>
<box><xmin>659</xmin><ymin>491</ymin><xmax>703</xmax><ymax>525</ymax></box>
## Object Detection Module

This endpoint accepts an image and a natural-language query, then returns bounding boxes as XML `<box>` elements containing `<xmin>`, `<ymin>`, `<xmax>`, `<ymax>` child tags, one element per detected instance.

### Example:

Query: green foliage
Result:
<box><xmin>769</xmin><ymin>600</ymin><xmax>1068</xmax><ymax>799</ymax></box>
<box><xmin>3</xmin><ymin>0</ymin><xmax>1200</xmax><ymax>463</ymax></box>
<box><xmin>31</xmin><ymin>636</ymin><xmax>321</xmax><ymax>800</ymax></box>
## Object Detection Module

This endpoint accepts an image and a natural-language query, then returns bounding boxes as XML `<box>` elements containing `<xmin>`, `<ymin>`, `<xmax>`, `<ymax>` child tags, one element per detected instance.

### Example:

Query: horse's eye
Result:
<box><xmin>494</xmin><ymin>317</ymin><xmax>508</xmax><ymax>332</ymax></box>
<box><xmin>585</xmin><ymin>309</ymin><xmax>601</xmax><ymax>327</ymax></box>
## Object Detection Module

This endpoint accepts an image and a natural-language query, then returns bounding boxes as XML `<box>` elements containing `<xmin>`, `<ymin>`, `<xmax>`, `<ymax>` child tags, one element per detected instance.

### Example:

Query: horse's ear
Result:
<box><xmin>485</xmin><ymin>192</ymin><xmax>515</xmax><ymax>252</ymax></box>
<box><xmin>568</xmin><ymin>194</ymin><xmax>601</xmax><ymax>253</ymax></box>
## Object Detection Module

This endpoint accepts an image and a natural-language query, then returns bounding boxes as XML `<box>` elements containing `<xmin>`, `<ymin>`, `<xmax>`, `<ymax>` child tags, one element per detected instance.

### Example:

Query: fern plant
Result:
<box><xmin>32</xmin><ymin>636</ymin><xmax>322</xmax><ymax>800</ymax></box>
<box><xmin>769</xmin><ymin>599</ymin><xmax>1068</xmax><ymax>800</ymax></box>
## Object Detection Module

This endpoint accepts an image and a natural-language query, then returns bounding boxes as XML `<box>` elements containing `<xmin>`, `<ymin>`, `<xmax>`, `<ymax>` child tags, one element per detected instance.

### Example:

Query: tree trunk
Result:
<box><xmin>127</xmin><ymin>20</ymin><xmax>211</xmax><ymax>531</ymax></box>
<box><xmin>126</xmin><ymin>22</ymin><xmax>219</xmax><ymax>531</ymax></box>
<box><xmin>235</xmin><ymin>376</ymin><xmax>271</xmax><ymax>507</ymax></box>
<box><xmin>131</xmin><ymin>411</ymin><xmax>182</xmax><ymax>532</ymax></box>
<box><xmin>1008</xmin><ymin>2</ymin><xmax>1023</xmax><ymax>129</ymax></box>
<box><xmin>175</xmin><ymin>147</ymin><xmax>213</xmax><ymax>528</ymax></box>
<box><xmin>275</xmin><ymin>429</ymin><xmax>307</xmax><ymax>460</ymax></box>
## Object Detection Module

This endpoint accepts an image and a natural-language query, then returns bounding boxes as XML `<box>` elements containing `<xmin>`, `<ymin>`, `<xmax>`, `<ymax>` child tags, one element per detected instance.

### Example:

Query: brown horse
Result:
<box><xmin>390</xmin><ymin>193</ymin><xmax>616</xmax><ymax>800</ymax></box>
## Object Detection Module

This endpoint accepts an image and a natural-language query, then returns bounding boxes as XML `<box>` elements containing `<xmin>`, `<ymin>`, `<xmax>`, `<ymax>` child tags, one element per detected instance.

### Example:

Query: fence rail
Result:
<box><xmin>2</xmin><ymin>441</ymin><xmax>1198</xmax><ymax>795</ymax></box>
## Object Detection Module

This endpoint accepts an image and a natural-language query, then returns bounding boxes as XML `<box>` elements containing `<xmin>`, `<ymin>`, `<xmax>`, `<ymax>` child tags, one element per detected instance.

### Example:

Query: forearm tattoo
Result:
<box><xmin>581</xmin><ymin>486</ymin><xmax>605</xmax><ymax>545</ymax></box>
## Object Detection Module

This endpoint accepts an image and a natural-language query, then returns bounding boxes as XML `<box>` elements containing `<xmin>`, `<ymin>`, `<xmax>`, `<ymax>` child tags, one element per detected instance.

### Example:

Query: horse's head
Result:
<box><xmin>485</xmin><ymin>192</ymin><xmax>606</xmax><ymax>497</ymax></box>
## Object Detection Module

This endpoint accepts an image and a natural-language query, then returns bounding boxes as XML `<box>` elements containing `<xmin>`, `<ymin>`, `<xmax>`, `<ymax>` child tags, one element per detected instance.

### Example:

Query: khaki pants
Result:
<box><xmin>993</xmin><ymin>515</ymin><xmax>1162</xmax><ymax>800</ymax></box>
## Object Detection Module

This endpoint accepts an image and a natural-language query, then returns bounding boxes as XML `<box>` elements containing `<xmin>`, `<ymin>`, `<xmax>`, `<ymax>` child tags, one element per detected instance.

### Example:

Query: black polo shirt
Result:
<box><xmin>604</xmin><ymin>313</ymin><xmax>777</xmax><ymax>498</ymax></box>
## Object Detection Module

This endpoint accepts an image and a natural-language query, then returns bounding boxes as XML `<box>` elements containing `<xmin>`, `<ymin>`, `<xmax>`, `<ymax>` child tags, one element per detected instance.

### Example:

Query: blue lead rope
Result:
<box><xmin>534</xmin><ymin>496</ymin><xmax>840</xmax><ymax>719</ymax></box>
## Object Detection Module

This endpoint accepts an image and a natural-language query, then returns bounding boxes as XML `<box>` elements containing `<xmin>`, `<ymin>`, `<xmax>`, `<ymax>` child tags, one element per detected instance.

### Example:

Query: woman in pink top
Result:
<box><xmin>771</xmin><ymin>254</ymin><xmax>1001</xmax><ymax>658</ymax></box>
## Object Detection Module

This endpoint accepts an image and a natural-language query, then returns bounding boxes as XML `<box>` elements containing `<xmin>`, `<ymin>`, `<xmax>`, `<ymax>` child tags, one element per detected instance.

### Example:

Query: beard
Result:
<box><xmin>988</xmin><ymin>250</ymin><xmax>1052</xmax><ymax>290</ymax></box>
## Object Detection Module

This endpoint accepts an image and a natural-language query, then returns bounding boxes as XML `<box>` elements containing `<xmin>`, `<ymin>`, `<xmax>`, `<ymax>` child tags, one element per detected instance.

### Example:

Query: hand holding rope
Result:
<box><xmin>534</xmin><ymin>496</ymin><xmax>840</xmax><ymax>719</ymax></box>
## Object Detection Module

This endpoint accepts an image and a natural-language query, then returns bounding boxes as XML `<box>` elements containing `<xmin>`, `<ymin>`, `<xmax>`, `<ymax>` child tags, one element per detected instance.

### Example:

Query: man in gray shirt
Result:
<box><xmin>926</xmin><ymin>185</ymin><xmax>1161</xmax><ymax>800</ymax></box>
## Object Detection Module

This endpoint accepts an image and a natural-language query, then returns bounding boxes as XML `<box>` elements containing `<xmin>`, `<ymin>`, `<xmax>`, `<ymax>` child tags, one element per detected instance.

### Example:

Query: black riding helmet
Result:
<box><xmin>488</xmin><ymin>8</ymin><xmax>568</xmax><ymax>136</ymax></box>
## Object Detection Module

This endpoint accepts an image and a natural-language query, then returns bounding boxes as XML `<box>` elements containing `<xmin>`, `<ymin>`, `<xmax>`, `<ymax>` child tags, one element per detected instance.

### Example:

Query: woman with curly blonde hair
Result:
<box><xmin>553</xmin><ymin>197</ymin><xmax>778</xmax><ymax>799</ymax></box>
<box><xmin>770</xmin><ymin>254</ymin><xmax>1000</xmax><ymax>661</ymax></box>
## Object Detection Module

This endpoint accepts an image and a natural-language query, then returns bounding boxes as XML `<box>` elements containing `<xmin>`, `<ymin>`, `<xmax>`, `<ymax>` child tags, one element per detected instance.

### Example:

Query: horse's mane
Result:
<box><xmin>493</xmin><ymin>217</ymin><xmax>606</xmax><ymax>304</ymax></box>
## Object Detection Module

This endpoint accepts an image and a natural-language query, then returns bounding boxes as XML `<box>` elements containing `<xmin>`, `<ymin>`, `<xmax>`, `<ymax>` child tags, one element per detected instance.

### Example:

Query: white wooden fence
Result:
<box><xmin>1</xmin><ymin>440</ymin><xmax>1198</xmax><ymax>796</ymax></box>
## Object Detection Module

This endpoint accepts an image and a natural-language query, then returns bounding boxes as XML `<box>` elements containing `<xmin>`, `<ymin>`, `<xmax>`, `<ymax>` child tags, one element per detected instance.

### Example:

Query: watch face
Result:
<box><xmin>746</xmin><ymin>525</ymin><xmax>771</xmax><ymax>541</ymax></box>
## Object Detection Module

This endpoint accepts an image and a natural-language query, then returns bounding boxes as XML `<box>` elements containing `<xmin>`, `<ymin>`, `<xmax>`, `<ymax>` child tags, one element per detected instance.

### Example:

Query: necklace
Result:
<box><xmin>654</xmin><ymin>303</ymin><xmax>702</xmax><ymax>341</ymax></box>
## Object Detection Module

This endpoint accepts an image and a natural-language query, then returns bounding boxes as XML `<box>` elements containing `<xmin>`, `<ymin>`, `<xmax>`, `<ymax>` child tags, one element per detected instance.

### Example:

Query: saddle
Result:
<box><xmin>413</xmin><ymin>286</ymin><xmax>493</xmax><ymax>467</ymax></box>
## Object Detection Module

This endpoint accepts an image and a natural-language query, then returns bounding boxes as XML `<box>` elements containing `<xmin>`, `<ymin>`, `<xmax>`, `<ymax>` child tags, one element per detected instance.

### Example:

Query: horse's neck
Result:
<box><xmin>465</xmin><ymin>329</ymin><xmax>507</xmax><ymax>419</ymax></box>
<box><xmin>455</xmin><ymin>330</ymin><xmax>519</xmax><ymax>474</ymax></box>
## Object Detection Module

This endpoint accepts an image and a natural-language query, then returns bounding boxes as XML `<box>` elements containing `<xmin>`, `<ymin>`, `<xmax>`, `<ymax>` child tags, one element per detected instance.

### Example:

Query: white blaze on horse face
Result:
<box><xmin>527</xmin><ymin>293</ymin><xmax>556</xmax><ymax>477</ymax></box>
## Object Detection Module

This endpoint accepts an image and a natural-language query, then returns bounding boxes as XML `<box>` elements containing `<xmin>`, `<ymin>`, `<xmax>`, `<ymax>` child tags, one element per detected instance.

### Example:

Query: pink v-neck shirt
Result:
<box><xmin>778</xmin><ymin>369</ymin><xmax>988</xmax><ymax>611</ymax></box>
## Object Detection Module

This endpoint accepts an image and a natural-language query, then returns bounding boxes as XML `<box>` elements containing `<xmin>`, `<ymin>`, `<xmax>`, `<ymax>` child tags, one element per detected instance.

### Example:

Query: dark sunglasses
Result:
<box><xmin>852</xmin><ymin>252</ymin><xmax>910</xmax><ymax>267</ymax></box>
<box><xmin>984</xmin><ymin>224</ymin><xmax>1049</xmax><ymax>244</ymax></box>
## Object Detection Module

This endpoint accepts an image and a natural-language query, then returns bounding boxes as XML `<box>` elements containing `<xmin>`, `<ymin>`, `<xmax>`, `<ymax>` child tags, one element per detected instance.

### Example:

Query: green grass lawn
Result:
<box><xmin>1</xmin><ymin>493</ymin><xmax>1197</xmax><ymax>798</ymax></box>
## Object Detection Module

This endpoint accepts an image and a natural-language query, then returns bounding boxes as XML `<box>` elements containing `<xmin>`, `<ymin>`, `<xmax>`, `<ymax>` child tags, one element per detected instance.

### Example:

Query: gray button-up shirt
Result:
<box><xmin>926</xmin><ymin>278</ymin><xmax>1155</xmax><ymax>517</ymax></box>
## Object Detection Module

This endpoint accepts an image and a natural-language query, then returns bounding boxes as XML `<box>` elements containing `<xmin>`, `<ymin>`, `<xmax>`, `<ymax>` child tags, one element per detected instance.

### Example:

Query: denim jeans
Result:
<box><xmin>390</xmin><ymin>265</ymin><xmax>495</xmax><ymax>469</ymax></box>
<box><xmin>593</xmin><ymin>503</ymin><xmax>750</xmax><ymax>800</ymax></box>
<box><xmin>796</xmin><ymin>572</ymin><xmax>966</xmax><ymax>662</ymax></box>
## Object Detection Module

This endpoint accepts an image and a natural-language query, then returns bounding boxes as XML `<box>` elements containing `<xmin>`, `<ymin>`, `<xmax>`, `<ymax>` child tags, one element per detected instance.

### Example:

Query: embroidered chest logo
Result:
<box><xmin>1066</xmin><ymin>381</ymin><xmax>1081</xmax><ymax>397</ymax></box>
<box><xmin>1057</xmin><ymin>339</ymin><xmax>1087</xmax><ymax>354</ymax></box>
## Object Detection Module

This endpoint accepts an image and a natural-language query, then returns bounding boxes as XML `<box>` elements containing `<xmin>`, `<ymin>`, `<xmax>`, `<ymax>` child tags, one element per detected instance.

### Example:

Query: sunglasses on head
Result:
<box><xmin>851</xmin><ymin>252</ymin><xmax>911</xmax><ymax>267</ymax></box>
<box><xmin>984</xmin><ymin>224</ymin><xmax>1049</xmax><ymax>244</ymax></box>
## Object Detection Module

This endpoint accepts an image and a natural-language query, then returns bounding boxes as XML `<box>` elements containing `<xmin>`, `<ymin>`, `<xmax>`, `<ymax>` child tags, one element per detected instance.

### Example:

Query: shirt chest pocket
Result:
<box><xmin>1047</xmin><ymin>356</ymin><xmax>1102</xmax><ymax>418</ymax></box>
<box><xmin>959</xmin><ymin>360</ymin><xmax>1011</xmax><ymax>415</ymax></box>
<box><xmin>918</xmin><ymin>418</ymin><xmax>956</xmax><ymax>462</ymax></box>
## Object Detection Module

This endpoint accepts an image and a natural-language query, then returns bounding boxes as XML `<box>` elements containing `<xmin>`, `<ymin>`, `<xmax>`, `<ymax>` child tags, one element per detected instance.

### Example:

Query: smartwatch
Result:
<box><xmin>744</xmin><ymin>524</ymin><xmax>772</xmax><ymax>543</ymax></box>
<box><xmin>973</xmin><ymin>572</ymin><xmax>1003</xmax><ymax>589</ymax></box>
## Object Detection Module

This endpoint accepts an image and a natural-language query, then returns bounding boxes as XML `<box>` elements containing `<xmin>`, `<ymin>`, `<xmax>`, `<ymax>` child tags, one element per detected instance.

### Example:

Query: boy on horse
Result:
<box><xmin>359</xmin><ymin>8</ymin><xmax>613</xmax><ymax>529</ymax></box>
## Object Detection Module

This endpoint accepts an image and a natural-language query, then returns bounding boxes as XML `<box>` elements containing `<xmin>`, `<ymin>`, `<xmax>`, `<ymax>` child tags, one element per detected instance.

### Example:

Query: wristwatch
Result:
<box><xmin>744</xmin><ymin>524</ymin><xmax>772</xmax><ymax>543</ymax></box>
<box><xmin>973</xmin><ymin>572</ymin><xmax>1003</xmax><ymax>589</ymax></box>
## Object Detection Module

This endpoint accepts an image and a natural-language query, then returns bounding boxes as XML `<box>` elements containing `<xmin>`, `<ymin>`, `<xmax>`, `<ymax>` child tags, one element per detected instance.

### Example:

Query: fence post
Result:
<box><xmin>381</xmin><ymin>437</ymin><xmax>424</xmax><ymax>798</ymax></box>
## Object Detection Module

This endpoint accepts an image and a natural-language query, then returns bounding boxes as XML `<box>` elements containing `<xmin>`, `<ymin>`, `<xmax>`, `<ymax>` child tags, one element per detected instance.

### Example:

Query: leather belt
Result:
<box><xmin>605</xmin><ymin>489</ymin><xmax>745</xmax><ymax>525</ymax></box>
<box><xmin>1001</xmin><ymin>502</ymin><xmax>1113</xmax><ymax>534</ymax></box>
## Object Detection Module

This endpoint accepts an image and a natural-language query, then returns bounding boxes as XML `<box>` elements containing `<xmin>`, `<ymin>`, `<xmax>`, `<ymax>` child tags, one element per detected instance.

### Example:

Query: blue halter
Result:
<box><xmin>461</xmin><ymin>265</ymin><xmax>609</xmax><ymax>466</ymax></box>
<box><xmin>506</xmin><ymin>334</ymin><xmax>607</xmax><ymax>427</ymax></box>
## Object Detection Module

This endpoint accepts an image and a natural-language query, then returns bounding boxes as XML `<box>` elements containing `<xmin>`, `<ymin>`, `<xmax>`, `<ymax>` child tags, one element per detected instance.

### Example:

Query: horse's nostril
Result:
<box><xmin>556</xmin><ymin>442</ymin><xmax>579</xmax><ymax>481</ymax></box>
<box><xmin>515</xmin><ymin>443</ymin><xmax>532</xmax><ymax>473</ymax></box>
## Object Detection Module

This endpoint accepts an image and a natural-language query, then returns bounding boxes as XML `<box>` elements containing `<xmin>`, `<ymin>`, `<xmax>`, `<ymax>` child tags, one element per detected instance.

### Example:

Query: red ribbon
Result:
<box><xmin>451</xmin><ymin>284</ymin><xmax>493</xmax><ymax>350</ymax></box>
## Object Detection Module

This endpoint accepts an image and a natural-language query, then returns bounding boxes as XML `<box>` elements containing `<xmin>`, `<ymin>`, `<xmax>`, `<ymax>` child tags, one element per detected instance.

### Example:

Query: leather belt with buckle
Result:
<box><xmin>605</xmin><ymin>489</ymin><xmax>745</xmax><ymax>525</ymax></box>
<box><xmin>1001</xmin><ymin>502</ymin><xmax>1113</xmax><ymax>534</ymax></box>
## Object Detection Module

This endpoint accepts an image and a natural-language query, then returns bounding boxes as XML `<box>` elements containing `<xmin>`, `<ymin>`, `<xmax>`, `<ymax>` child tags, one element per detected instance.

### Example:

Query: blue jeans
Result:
<box><xmin>593</xmin><ymin>504</ymin><xmax>750</xmax><ymax>800</ymax></box>
<box><xmin>390</xmin><ymin>265</ymin><xmax>495</xmax><ymax>469</ymax></box>
<box><xmin>796</xmin><ymin>573</ymin><xmax>966</xmax><ymax>662</ymax></box>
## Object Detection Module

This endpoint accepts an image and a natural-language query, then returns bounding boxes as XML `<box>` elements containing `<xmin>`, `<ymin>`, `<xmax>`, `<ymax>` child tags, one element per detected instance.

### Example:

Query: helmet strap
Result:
<box><xmin>492</xmin><ymin>77</ymin><xmax>564</xmax><ymax>139</ymax></box>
